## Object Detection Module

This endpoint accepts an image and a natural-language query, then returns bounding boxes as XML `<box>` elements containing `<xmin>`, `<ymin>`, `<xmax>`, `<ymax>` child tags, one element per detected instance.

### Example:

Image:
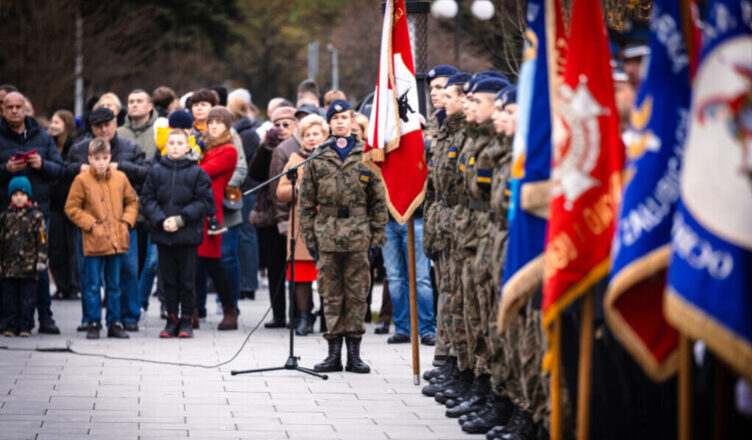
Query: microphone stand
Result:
<box><xmin>232</xmin><ymin>145</ymin><xmax>329</xmax><ymax>380</ymax></box>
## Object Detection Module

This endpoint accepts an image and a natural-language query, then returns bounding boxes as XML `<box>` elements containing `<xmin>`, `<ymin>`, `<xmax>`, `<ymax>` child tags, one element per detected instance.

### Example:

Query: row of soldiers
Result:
<box><xmin>420</xmin><ymin>65</ymin><xmax>550</xmax><ymax>440</ymax></box>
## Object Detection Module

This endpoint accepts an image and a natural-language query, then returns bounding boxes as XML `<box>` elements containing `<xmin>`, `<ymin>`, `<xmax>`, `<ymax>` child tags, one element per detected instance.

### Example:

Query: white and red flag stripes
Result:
<box><xmin>364</xmin><ymin>0</ymin><xmax>428</xmax><ymax>224</ymax></box>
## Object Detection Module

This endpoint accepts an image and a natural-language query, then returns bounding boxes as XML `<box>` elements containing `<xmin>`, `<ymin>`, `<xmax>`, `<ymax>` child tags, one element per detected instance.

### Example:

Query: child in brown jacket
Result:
<box><xmin>65</xmin><ymin>137</ymin><xmax>139</xmax><ymax>340</ymax></box>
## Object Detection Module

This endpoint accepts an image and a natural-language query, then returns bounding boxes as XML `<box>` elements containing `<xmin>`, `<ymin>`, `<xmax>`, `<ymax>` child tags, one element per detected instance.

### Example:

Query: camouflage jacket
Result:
<box><xmin>424</xmin><ymin>110</ymin><xmax>456</xmax><ymax>256</ymax></box>
<box><xmin>488</xmin><ymin>134</ymin><xmax>513</xmax><ymax>227</ymax></box>
<box><xmin>0</xmin><ymin>203</ymin><xmax>48</xmax><ymax>279</ymax></box>
<box><xmin>455</xmin><ymin>120</ymin><xmax>494</xmax><ymax>251</ymax></box>
<box><xmin>299</xmin><ymin>141</ymin><xmax>387</xmax><ymax>253</ymax></box>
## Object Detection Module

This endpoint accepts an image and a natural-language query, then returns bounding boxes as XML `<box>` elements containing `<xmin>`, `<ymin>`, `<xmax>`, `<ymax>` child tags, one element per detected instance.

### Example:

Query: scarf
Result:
<box><xmin>331</xmin><ymin>136</ymin><xmax>356</xmax><ymax>162</ymax></box>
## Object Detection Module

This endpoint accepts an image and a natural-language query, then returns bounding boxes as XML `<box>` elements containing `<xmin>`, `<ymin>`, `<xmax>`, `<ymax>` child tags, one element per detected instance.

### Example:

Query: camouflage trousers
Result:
<box><xmin>494</xmin><ymin>302</ymin><xmax>550</xmax><ymax>426</ymax></box>
<box><xmin>448</xmin><ymin>241</ymin><xmax>472</xmax><ymax>371</ymax></box>
<box><xmin>434</xmin><ymin>253</ymin><xmax>453</xmax><ymax>357</ymax></box>
<box><xmin>317</xmin><ymin>251</ymin><xmax>370</xmax><ymax>340</ymax></box>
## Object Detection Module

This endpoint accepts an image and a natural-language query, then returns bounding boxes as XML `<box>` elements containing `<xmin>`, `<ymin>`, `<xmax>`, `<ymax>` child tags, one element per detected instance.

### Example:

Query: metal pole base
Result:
<box><xmin>231</xmin><ymin>356</ymin><xmax>329</xmax><ymax>380</ymax></box>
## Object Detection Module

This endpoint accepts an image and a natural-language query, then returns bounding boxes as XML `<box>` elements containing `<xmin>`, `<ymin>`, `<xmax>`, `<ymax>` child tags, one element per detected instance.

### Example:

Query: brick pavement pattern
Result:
<box><xmin>0</xmin><ymin>285</ymin><xmax>483</xmax><ymax>440</ymax></box>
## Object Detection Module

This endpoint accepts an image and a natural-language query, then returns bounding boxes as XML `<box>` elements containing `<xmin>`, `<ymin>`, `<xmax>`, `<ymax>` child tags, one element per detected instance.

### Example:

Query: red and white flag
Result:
<box><xmin>364</xmin><ymin>0</ymin><xmax>428</xmax><ymax>224</ymax></box>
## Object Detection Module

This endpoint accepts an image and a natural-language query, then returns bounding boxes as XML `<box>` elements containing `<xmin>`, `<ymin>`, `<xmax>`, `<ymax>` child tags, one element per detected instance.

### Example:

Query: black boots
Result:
<box><xmin>296</xmin><ymin>310</ymin><xmax>311</xmax><ymax>336</ymax></box>
<box><xmin>486</xmin><ymin>407</ymin><xmax>537</xmax><ymax>440</ymax></box>
<box><xmin>446</xmin><ymin>374</ymin><xmax>490</xmax><ymax>417</ymax></box>
<box><xmin>461</xmin><ymin>393</ymin><xmax>515</xmax><ymax>434</ymax></box>
<box><xmin>436</xmin><ymin>368</ymin><xmax>474</xmax><ymax>404</ymax></box>
<box><xmin>314</xmin><ymin>336</ymin><xmax>344</xmax><ymax>372</ymax></box>
<box><xmin>160</xmin><ymin>315</ymin><xmax>179</xmax><ymax>338</ymax></box>
<box><xmin>422</xmin><ymin>361</ymin><xmax>459</xmax><ymax>397</ymax></box>
<box><xmin>178</xmin><ymin>316</ymin><xmax>193</xmax><ymax>338</ymax></box>
<box><xmin>344</xmin><ymin>336</ymin><xmax>370</xmax><ymax>374</ymax></box>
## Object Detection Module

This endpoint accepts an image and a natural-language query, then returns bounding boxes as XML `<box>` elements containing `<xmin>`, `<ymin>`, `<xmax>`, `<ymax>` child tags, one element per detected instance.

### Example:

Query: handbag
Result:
<box><xmin>224</xmin><ymin>186</ymin><xmax>243</xmax><ymax>211</ymax></box>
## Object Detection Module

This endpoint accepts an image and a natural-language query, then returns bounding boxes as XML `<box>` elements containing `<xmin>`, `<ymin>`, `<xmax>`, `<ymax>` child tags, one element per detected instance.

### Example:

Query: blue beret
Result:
<box><xmin>326</xmin><ymin>99</ymin><xmax>352</xmax><ymax>122</ymax></box>
<box><xmin>477</xmin><ymin>70</ymin><xmax>510</xmax><ymax>84</ymax></box>
<box><xmin>496</xmin><ymin>85</ymin><xmax>518</xmax><ymax>107</ymax></box>
<box><xmin>168</xmin><ymin>110</ymin><xmax>194</xmax><ymax>129</ymax></box>
<box><xmin>446</xmin><ymin>72</ymin><xmax>472</xmax><ymax>87</ymax></box>
<box><xmin>427</xmin><ymin>65</ymin><xmax>458</xmax><ymax>82</ymax></box>
<box><xmin>464</xmin><ymin>73</ymin><xmax>488</xmax><ymax>93</ymax></box>
<box><xmin>472</xmin><ymin>78</ymin><xmax>508</xmax><ymax>94</ymax></box>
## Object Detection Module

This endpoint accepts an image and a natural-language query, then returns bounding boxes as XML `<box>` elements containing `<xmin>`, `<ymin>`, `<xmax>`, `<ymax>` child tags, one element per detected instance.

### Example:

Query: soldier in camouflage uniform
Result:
<box><xmin>436</xmin><ymin>78</ymin><xmax>508</xmax><ymax>424</ymax></box>
<box><xmin>484</xmin><ymin>87</ymin><xmax>550</xmax><ymax>440</ymax></box>
<box><xmin>0</xmin><ymin>177</ymin><xmax>49</xmax><ymax>337</ymax></box>
<box><xmin>299</xmin><ymin>100</ymin><xmax>387</xmax><ymax>374</ymax></box>
<box><xmin>422</xmin><ymin>65</ymin><xmax>457</xmax><ymax>361</ymax></box>
<box><xmin>421</xmin><ymin>72</ymin><xmax>474</xmax><ymax>399</ymax></box>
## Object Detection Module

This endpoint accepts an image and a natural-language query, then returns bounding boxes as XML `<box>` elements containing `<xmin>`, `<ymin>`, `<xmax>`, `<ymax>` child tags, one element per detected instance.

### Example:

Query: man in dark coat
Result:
<box><xmin>67</xmin><ymin>107</ymin><xmax>148</xmax><ymax>332</ymax></box>
<box><xmin>0</xmin><ymin>92</ymin><xmax>64</xmax><ymax>334</ymax></box>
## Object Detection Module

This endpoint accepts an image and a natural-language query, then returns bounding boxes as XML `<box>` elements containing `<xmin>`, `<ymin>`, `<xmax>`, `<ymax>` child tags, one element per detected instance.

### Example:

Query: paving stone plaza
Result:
<box><xmin>0</xmin><ymin>285</ymin><xmax>484</xmax><ymax>440</ymax></box>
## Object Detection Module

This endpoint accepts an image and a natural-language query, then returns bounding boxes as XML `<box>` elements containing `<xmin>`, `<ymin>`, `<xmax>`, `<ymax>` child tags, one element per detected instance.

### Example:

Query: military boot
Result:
<box><xmin>422</xmin><ymin>361</ymin><xmax>458</xmax><ymax>396</ymax></box>
<box><xmin>314</xmin><ymin>336</ymin><xmax>343</xmax><ymax>372</ymax></box>
<box><xmin>423</xmin><ymin>356</ymin><xmax>455</xmax><ymax>381</ymax></box>
<box><xmin>344</xmin><ymin>337</ymin><xmax>370</xmax><ymax>373</ymax></box>
<box><xmin>436</xmin><ymin>368</ymin><xmax>474</xmax><ymax>404</ymax></box>
<box><xmin>496</xmin><ymin>408</ymin><xmax>536</xmax><ymax>440</ymax></box>
<box><xmin>446</xmin><ymin>374</ymin><xmax>490</xmax><ymax>417</ymax></box>
<box><xmin>461</xmin><ymin>392</ymin><xmax>515</xmax><ymax>434</ymax></box>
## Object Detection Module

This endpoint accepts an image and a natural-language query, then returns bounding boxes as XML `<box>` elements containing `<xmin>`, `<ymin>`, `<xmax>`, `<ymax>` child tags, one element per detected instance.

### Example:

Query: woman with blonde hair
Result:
<box><xmin>276</xmin><ymin>114</ymin><xmax>329</xmax><ymax>335</ymax></box>
<box><xmin>351</xmin><ymin>112</ymin><xmax>369</xmax><ymax>143</ymax></box>
<box><xmin>96</xmin><ymin>92</ymin><xmax>125</xmax><ymax>126</ymax></box>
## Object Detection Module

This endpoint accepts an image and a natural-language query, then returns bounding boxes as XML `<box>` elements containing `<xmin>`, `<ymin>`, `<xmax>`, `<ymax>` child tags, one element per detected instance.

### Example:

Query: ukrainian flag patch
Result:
<box><xmin>459</xmin><ymin>156</ymin><xmax>466</xmax><ymax>172</ymax></box>
<box><xmin>476</xmin><ymin>169</ymin><xmax>492</xmax><ymax>184</ymax></box>
<box><xmin>359</xmin><ymin>170</ymin><xmax>371</xmax><ymax>182</ymax></box>
<box><xmin>469</xmin><ymin>156</ymin><xmax>476</xmax><ymax>167</ymax></box>
<box><xmin>428</xmin><ymin>159</ymin><xmax>434</xmax><ymax>172</ymax></box>
<box><xmin>448</xmin><ymin>146</ymin><xmax>458</xmax><ymax>159</ymax></box>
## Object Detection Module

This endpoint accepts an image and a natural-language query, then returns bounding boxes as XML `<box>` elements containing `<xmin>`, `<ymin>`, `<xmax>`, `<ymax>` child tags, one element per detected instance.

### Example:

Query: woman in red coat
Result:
<box><xmin>197</xmin><ymin>106</ymin><xmax>238</xmax><ymax>330</ymax></box>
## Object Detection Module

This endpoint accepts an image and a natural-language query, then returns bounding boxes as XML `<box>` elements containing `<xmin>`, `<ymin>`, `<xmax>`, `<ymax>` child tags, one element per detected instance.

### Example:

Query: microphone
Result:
<box><xmin>315</xmin><ymin>137</ymin><xmax>338</xmax><ymax>150</ymax></box>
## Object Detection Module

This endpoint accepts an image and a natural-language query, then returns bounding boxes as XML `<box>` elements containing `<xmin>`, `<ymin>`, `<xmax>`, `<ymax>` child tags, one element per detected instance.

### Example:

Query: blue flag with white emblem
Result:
<box><xmin>498</xmin><ymin>0</ymin><xmax>553</xmax><ymax>328</ymax></box>
<box><xmin>604</xmin><ymin>0</ymin><xmax>691</xmax><ymax>382</ymax></box>
<box><xmin>664</xmin><ymin>0</ymin><xmax>752</xmax><ymax>383</ymax></box>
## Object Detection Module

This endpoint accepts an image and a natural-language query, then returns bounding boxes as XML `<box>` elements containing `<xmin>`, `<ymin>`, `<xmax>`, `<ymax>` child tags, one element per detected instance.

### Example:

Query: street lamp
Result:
<box><xmin>430</xmin><ymin>0</ymin><xmax>495</xmax><ymax>20</ymax></box>
<box><xmin>430</xmin><ymin>0</ymin><xmax>496</xmax><ymax>67</ymax></box>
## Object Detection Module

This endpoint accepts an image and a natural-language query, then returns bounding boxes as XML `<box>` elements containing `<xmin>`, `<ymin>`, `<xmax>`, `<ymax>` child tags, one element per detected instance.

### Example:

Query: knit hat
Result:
<box><xmin>326</xmin><ymin>99</ymin><xmax>352</xmax><ymax>122</ymax></box>
<box><xmin>271</xmin><ymin>106</ymin><xmax>297</xmax><ymax>123</ymax></box>
<box><xmin>228</xmin><ymin>88</ymin><xmax>252</xmax><ymax>104</ymax></box>
<box><xmin>168</xmin><ymin>110</ymin><xmax>194</xmax><ymax>129</ymax></box>
<box><xmin>8</xmin><ymin>176</ymin><xmax>31</xmax><ymax>198</ymax></box>
<box><xmin>207</xmin><ymin>106</ymin><xmax>233</xmax><ymax>129</ymax></box>
<box><xmin>209</xmin><ymin>86</ymin><xmax>228</xmax><ymax>106</ymax></box>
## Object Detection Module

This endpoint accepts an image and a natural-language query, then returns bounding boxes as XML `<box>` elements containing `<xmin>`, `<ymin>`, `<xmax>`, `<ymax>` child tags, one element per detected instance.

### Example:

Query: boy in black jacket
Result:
<box><xmin>0</xmin><ymin>176</ymin><xmax>48</xmax><ymax>337</ymax></box>
<box><xmin>141</xmin><ymin>129</ymin><xmax>213</xmax><ymax>338</ymax></box>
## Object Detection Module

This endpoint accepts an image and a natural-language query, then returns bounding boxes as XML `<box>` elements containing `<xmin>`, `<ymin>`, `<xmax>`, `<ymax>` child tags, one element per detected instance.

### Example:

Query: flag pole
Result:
<box><xmin>678</xmin><ymin>334</ymin><xmax>692</xmax><ymax>440</ymax></box>
<box><xmin>550</xmin><ymin>318</ymin><xmax>563</xmax><ymax>440</ymax></box>
<box><xmin>407</xmin><ymin>215</ymin><xmax>421</xmax><ymax>385</ymax></box>
<box><xmin>576</xmin><ymin>291</ymin><xmax>594</xmax><ymax>440</ymax></box>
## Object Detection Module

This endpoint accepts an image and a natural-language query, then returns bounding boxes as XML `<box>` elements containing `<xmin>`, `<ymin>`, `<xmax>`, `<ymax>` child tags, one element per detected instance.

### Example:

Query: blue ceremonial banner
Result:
<box><xmin>604</xmin><ymin>0</ymin><xmax>691</xmax><ymax>381</ymax></box>
<box><xmin>664</xmin><ymin>0</ymin><xmax>752</xmax><ymax>383</ymax></box>
<box><xmin>498</xmin><ymin>0</ymin><xmax>552</xmax><ymax>328</ymax></box>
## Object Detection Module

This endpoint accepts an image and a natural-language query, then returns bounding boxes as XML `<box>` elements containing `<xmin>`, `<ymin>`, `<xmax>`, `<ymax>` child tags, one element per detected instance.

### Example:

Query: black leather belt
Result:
<box><xmin>320</xmin><ymin>206</ymin><xmax>367</xmax><ymax>218</ymax></box>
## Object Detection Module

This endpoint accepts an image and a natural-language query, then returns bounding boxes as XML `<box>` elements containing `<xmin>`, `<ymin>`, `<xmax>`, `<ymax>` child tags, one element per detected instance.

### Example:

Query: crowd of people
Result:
<box><xmin>0</xmin><ymin>79</ymin><xmax>435</xmax><ymax>352</ymax></box>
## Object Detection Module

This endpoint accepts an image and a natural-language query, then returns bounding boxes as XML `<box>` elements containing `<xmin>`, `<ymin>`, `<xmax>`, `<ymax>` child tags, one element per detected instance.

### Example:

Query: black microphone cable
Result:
<box><xmin>0</xmin><ymin>272</ymin><xmax>288</xmax><ymax>369</ymax></box>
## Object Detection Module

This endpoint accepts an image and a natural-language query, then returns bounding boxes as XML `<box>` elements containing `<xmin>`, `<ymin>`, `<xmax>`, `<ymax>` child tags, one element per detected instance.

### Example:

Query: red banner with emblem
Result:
<box><xmin>541</xmin><ymin>0</ymin><xmax>625</xmax><ymax>327</ymax></box>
